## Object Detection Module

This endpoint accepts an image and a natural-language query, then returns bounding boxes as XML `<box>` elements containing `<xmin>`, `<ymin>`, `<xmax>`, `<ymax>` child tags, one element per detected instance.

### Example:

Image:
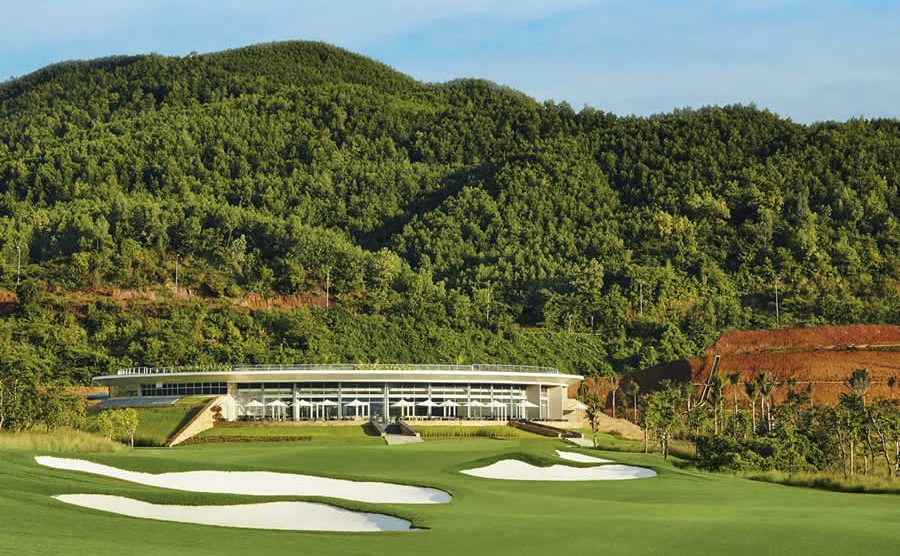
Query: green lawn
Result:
<box><xmin>1</xmin><ymin>434</ymin><xmax>897</xmax><ymax>556</ymax></box>
<box><xmin>127</xmin><ymin>398</ymin><xmax>210</xmax><ymax>446</ymax></box>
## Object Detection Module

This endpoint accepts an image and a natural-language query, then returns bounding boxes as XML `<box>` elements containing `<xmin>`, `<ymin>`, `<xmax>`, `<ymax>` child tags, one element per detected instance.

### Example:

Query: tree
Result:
<box><xmin>866</xmin><ymin>399</ymin><xmax>898</xmax><ymax>478</ymax></box>
<box><xmin>39</xmin><ymin>384</ymin><xmax>85</xmax><ymax>431</ymax></box>
<box><xmin>640</xmin><ymin>381</ymin><xmax>682</xmax><ymax>459</ymax></box>
<box><xmin>607</xmin><ymin>373</ymin><xmax>621</xmax><ymax>418</ymax></box>
<box><xmin>743</xmin><ymin>379</ymin><xmax>759</xmax><ymax>432</ymax></box>
<box><xmin>845</xmin><ymin>369</ymin><xmax>871</xmax><ymax>405</ymax></box>
<box><xmin>96</xmin><ymin>410</ymin><xmax>116</xmax><ymax>439</ymax></box>
<box><xmin>115</xmin><ymin>408</ymin><xmax>139</xmax><ymax>447</ymax></box>
<box><xmin>96</xmin><ymin>408</ymin><xmax>139</xmax><ymax>446</ymax></box>
<box><xmin>726</xmin><ymin>371</ymin><xmax>741</xmax><ymax>418</ymax></box>
<box><xmin>578</xmin><ymin>381</ymin><xmax>604</xmax><ymax>448</ymax></box>
<box><xmin>625</xmin><ymin>380</ymin><xmax>640</xmax><ymax>422</ymax></box>
<box><xmin>756</xmin><ymin>373</ymin><xmax>778</xmax><ymax>432</ymax></box>
<box><xmin>15</xmin><ymin>279</ymin><xmax>43</xmax><ymax>317</ymax></box>
<box><xmin>708</xmin><ymin>374</ymin><xmax>725</xmax><ymax>435</ymax></box>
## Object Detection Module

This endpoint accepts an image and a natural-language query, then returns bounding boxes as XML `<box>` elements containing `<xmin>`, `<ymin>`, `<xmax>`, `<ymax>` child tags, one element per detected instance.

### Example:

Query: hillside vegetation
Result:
<box><xmin>0</xmin><ymin>41</ymin><xmax>898</xmax><ymax>383</ymax></box>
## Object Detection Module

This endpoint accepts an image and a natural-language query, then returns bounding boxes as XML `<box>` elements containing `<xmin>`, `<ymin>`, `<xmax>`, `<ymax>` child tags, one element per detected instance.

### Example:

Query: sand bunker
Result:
<box><xmin>55</xmin><ymin>494</ymin><xmax>415</xmax><ymax>532</ymax></box>
<box><xmin>37</xmin><ymin>457</ymin><xmax>450</xmax><ymax>504</ymax></box>
<box><xmin>461</xmin><ymin>459</ymin><xmax>656</xmax><ymax>481</ymax></box>
<box><xmin>555</xmin><ymin>450</ymin><xmax>613</xmax><ymax>463</ymax></box>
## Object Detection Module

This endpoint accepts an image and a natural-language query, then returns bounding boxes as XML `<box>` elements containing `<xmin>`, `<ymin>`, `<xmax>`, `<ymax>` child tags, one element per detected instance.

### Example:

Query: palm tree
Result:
<box><xmin>756</xmin><ymin>373</ymin><xmax>778</xmax><ymax>432</ymax></box>
<box><xmin>708</xmin><ymin>374</ymin><xmax>724</xmax><ymax>435</ymax></box>
<box><xmin>743</xmin><ymin>379</ymin><xmax>758</xmax><ymax>432</ymax></box>
<box><xmin>625</xmin><ymin>380</ymin><xmax>640</xmax><ymax>422</ymax></box>
<box><xmin>726</xmin><ymin>371</ymin><xmax>741</xmax><ymax>416</ymax></box>
<box><xmin>607</xmin><ymin>374</ymin><xmax>621</xmax><ymax>418</ymax></box>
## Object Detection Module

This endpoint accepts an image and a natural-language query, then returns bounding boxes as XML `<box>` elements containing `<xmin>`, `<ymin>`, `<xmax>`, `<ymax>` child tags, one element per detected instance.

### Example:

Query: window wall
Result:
<box><xmin>232</xmin><ymin>381</ymin><xmax>542</xmax><ymax>420</ymax></box>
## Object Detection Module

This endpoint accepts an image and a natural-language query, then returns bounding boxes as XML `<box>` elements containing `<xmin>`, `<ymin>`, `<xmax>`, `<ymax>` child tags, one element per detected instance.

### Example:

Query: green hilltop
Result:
<box><xmin>0</xmin><ymin>41</ymin><xmax>897</xmax><ymax>382</ymax></box>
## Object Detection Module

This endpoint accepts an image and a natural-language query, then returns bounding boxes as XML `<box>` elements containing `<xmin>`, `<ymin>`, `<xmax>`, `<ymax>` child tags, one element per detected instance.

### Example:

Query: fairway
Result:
<box><xmin>1</xmin><ymin>436</ymin><xmax>898</xmax><ymax>556</ymax></box>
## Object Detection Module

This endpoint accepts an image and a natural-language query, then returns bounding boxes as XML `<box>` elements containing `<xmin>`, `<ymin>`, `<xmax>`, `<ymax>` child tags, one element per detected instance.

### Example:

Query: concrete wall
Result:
<box><xmin>166</xmin><ymin>396</ymin><xmax>228</xmax><ymax>447</ymax></box>
<box><xmin>548</xmin><ymin>386</ymin><xmax>565</xmax><ymax>419</ymax></box>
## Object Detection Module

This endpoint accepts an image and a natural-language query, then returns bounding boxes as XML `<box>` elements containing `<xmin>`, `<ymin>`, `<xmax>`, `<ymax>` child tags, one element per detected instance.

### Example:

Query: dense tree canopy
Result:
<box><xmin>0</xmin><ymin>41</ymin><xmax>897</xmax><ymax>383</ymax></box>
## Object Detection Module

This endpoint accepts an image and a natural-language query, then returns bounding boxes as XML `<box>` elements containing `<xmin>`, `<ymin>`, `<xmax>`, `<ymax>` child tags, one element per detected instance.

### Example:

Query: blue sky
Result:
<box><xmin>2</xmin><ymin>0</ymin><xmax>898</xmax><ymax>122</ymax></box>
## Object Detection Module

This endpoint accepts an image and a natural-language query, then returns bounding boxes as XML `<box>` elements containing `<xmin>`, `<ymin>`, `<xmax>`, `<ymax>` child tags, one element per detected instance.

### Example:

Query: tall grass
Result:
<box><xmin>741</xmin><ymin>470</ymin><xmax>900</xmax><ymax>495</ymax></box>
<box><xmin>417</xmin><ymin>425</ymin><xmax>538</xmax><ymax>439</ymax></box>
<box><xmin>0</xmin><ymin>428</ymin><xmax>123</xmax><ymax>453</ymax></box>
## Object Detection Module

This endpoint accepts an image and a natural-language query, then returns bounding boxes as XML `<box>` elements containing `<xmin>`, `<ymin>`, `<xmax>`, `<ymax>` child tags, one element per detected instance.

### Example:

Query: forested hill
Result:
<box><xmin>0</xmin><ymin>41</ymin><xmax>898</xmax><ymax>383</ymax></box>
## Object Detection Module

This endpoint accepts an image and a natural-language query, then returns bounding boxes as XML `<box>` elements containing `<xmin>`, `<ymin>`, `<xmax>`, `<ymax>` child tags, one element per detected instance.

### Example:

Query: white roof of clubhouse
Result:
<box><xmin>94</xmin><ymin>364</ymin><xmax>583</xmax><ymax>388</ymax></box>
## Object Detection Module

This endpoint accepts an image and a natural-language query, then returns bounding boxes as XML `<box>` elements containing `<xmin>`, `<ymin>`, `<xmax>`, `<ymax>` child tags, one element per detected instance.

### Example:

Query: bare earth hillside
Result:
<box><xmin>589</xmin><ymin>325</ymin><xmax>900</xmax><ymax>406</ymax></box>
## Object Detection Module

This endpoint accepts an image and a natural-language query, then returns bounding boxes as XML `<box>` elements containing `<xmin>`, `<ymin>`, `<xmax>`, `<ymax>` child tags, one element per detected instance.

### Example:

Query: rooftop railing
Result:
<box><xmin>115</xmin><ymin>363</ymin><xmax>561</xmax><ymax>376</ymax></box>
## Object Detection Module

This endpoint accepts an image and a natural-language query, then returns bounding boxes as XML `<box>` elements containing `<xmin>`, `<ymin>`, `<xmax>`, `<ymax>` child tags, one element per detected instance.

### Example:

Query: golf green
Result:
<box><xmin>1</xmin><ymin>437</ymin><xmax>897</xmax><ymax>555</ymax></box>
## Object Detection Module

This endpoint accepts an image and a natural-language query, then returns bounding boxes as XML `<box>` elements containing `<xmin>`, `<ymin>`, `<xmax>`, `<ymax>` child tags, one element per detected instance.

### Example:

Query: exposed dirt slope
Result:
<box><xmin>592</xmin><ymin>325</ymin><xmax>900</xmax><ymax>407</ymax></box>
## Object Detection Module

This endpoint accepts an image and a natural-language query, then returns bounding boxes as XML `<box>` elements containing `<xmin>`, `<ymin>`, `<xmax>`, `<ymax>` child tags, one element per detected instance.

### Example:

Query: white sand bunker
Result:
<box><xmin>36</xmin><ymin>457</ymin><xmax>450</xmax><ymax>504</ymax></box>
<box><xmin>55</xmin><ymin>494</ymin><xmax>415</xmax><ymax>532</ymax></box>
<box><xmin>555</xmin><ymin>450</ymin><xmax>613</xmax><ymax>463</ymax></box>
<box><xmin>461</xmin><ymin>459</ymin><xmax>656</xmax><ymax>481</ymax></box>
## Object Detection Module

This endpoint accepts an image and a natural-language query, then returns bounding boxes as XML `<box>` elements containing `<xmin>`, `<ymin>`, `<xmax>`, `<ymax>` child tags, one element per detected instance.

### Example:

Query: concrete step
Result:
<box><xmin>384</xmin><ymin>434</ymin><xmax>424</xmax><ymax>445</ymax></box>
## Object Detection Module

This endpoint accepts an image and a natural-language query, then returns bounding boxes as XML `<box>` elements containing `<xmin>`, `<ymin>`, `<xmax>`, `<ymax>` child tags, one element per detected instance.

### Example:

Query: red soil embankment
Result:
<box><xmin>591</xmin><ymin>325</ymin><xmax>900</xmax><ymax>407</ymax></box>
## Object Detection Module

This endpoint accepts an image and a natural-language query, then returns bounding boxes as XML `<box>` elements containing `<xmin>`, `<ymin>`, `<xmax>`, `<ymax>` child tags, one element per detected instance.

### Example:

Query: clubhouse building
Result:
<box><xmin>94</xmin><ymin>364</ymin><xmax>584</xmax><ymax>422</ymax></box>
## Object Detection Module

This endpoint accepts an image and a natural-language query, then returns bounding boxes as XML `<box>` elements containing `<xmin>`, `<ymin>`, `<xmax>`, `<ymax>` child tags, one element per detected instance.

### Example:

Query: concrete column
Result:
<box><xmin>548</xmin><ymin>386</ymin><xmax>564</xmax><ymax>420</ymax></box>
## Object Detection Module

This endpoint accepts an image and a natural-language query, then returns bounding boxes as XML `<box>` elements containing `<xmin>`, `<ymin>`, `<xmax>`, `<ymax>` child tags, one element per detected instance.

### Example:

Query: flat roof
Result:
<box><xmin>95</xmin><ymin>364</ymin><xmax>583</xmax><ymax>388</ymax></box>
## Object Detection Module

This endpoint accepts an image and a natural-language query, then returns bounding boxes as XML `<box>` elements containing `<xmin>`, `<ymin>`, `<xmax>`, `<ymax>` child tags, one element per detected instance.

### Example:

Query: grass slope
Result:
<box><xmin>1</xmin><ymin>435</ymin><xmax>897</xmax><ymax>556</ymax></box>
<box><xmin>96</xmin><ymin>397</ymin><xmax>210</xmax><ymax>447</ymax></box>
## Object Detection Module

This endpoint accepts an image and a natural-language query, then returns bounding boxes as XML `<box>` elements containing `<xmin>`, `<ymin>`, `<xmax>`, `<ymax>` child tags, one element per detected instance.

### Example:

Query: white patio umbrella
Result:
<box><xmin>416</xmin><ymin>398</ymin><xmax>439</xmax><ymax>418</ymax></box>
<box><xmin>517</xmin><ymin>400</ymin><xmax>539</xmax><ymax>419</ymax></box>
<box><xmin>266</xmin><ymin>399</ymin><xmax>288</xmax><ymax>420</ymax></box>
<box><xmin>439</xmin><ymin>399</ymin><xmax>460</xmax><ymax>417</ymax></box>
<box><xmin>344</xmin><ymin>398</ymin><xmax>368</xmax><ymax>417</ymax></box>
<box><xmin>487</xmin><ymin>399</ymin><xmax>508</xmax><ymax>420</ymax></box>
<box><xmin>294</xmin><ymin>399</ymin><xmax>313</xmax><ymax>419</ymax></box>
<box><xmin>569</xmin><ymin>400</ymin><xmax>588</xmax><ymax>410</ymax></box>
<box><xmin>390</xmin><ymin>399</ymin><xmax>414</xmax><ymax>418</ymax></box>
<box><xmin>244</xmin><ymin>399</ymin><xmax>264</xmax><ymax>418</ymax></box>
<box><xmin>464</xmin><ymin>400</ymin><xmax>485</xmax><ymax>419</ymax></box>
<box><xmin>318</xmin><ymin>399</ymin><xmax>340</xmax><ymax>420</ymax></box>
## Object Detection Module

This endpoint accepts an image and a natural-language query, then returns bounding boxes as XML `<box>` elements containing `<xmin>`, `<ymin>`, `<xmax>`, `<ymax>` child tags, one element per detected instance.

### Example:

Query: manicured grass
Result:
<box><xmin>130</xmin><ymin>399</ymin><xmax>210</xmax><ymax>446</ymax></box>
<box><xmin>1</xmin><ymin>437</ymin><xmax>897</xmax><ymax>556</ymax></box>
